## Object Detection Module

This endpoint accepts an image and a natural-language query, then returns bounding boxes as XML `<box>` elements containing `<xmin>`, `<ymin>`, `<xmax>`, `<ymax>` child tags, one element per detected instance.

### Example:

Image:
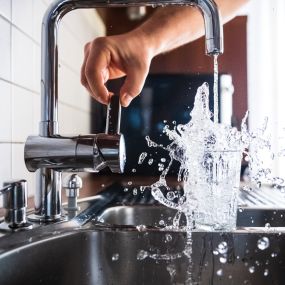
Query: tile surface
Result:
<box><xmin>0</xmin><ymin>17</ymin><xmax>11</xmax><ymax>81</ymax></box>
<box><xmin>0</xmin><ymin>80</ymin><xmax>12</xmax><ymax>141</ymax></box>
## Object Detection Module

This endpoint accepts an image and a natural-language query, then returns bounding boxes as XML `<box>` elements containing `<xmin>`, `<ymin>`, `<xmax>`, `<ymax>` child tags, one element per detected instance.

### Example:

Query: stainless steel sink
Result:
<box><xmin>1</xmin><ymin>184</ymin><xmax>285</xmax><ymax>285</ymax></box>
<box><xmin>0</xmin><ymin>221</ymin><xmax>285</xmax><ymax>285</ymax></box>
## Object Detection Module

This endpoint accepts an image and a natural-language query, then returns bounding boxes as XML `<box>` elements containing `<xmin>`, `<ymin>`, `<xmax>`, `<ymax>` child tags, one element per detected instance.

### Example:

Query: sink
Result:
<box><xmin>1</xmin><ymin>184</ymin><xmax>285</xmax><ymax>285</ymax></box>
<box><xmin>0</xmin><ymin>222</ymin><xmax>285</xmax><ymax>285</ymax></box>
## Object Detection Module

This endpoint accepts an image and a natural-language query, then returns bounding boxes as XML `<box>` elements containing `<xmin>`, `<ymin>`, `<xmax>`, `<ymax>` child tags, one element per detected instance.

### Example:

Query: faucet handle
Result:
<box><xmin>95</xmin><ymin>94</ymin><xmax>126</xmax><ymax>173</ymax></box>
<box><xmin>105</xmin><ymin>94</ymin><xmax>121</xmax><ymax>135</ymax></box>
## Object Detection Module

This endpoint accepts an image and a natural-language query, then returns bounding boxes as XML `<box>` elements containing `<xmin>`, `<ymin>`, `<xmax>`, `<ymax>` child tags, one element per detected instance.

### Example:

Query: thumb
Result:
<box><xmin>120</xmin><ymin>63</ymin><xmax>149</xmax><ymax>107</ymax></box>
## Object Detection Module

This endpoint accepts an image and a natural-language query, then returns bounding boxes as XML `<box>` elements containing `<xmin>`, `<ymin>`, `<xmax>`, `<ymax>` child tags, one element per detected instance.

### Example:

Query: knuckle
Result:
<box><xmin>92</xmin><ymin>37</ymin><xmax>108</xmax><ymax>49</ymax></box>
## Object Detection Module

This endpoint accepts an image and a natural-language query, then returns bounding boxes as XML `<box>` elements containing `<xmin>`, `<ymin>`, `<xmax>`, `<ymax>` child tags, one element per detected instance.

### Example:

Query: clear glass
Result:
<box><xmin>184</xmin><ymin>150</ymin><xmax>242</xmax><ymax>231</ymax></box>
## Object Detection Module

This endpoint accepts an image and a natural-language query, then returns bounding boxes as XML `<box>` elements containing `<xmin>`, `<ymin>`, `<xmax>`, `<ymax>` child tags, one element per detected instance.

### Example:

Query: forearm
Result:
<box><xmin>131</xmin><ymin>0</ymin><xmax>249</xmax><ymax>56</ymax></box>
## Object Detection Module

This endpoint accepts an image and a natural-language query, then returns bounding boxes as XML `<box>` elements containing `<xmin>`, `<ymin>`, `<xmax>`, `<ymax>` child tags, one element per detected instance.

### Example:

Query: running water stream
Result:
<box><xmin>213</xmin><ymin>54</ymin><xmax>219</xmax><ymax>124</ymax></box>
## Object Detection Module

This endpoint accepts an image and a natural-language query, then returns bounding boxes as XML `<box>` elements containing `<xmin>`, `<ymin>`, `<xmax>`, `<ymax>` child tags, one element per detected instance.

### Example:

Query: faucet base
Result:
<box><xmin>27</xmin><ymin>214</ymin><xmax>65</xmax><ymax>223</ymax></box>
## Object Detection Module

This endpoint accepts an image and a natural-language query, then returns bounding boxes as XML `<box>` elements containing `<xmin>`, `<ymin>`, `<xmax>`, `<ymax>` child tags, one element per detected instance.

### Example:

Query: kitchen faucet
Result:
<box><xmin>24</xmin><ymin>0</ymin><xmax>223</xmax><ymax>222</ymax></box>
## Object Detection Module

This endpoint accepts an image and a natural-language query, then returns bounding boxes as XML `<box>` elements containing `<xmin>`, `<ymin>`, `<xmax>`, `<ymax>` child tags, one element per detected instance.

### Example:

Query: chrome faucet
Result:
<box><xmin>24</xmin><ymin>0</ymin><xmax>223</xmax><ymax>222</ymax></box>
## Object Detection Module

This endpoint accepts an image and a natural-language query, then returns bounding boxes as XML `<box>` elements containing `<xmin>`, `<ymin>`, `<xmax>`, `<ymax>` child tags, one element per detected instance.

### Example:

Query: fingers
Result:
<box><xmin>120</xmin><ymin>62</ymin><xmax>149</xmax><ymax>107</ymax></box>
<box><xmin>81</xmin><ymin>37</ymin><xmax>151</xmax><ymax>107</ymax></box>
<box><xmin>81</xmin><ymin>40</ymin><xmax>110</xmax><ymax>105</ymax></box>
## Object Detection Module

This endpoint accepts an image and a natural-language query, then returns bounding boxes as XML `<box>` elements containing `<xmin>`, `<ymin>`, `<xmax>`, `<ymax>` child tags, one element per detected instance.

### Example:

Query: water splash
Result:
<box><xmin>149</xmin><ymin>82</ymin><xmax>245</xmax><ymax>232</ymax></box>
<box><xmin>136</xmin><ymin>80</ymin><xmax>285</xmax><ymax>284</ymax></box>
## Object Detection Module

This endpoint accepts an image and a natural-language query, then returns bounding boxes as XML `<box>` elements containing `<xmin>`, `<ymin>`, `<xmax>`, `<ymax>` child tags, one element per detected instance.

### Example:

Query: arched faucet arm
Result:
<box><xmin>41</xmin><ymin>0</ymin><xmax>223</xmax><ymax>131</ymax></box>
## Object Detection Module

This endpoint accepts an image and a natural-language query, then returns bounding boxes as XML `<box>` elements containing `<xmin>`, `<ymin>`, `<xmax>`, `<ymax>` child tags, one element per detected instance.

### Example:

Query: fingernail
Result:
<box><xmin>122</xmin><ymin>93</ymin><xmax>133</xmax><ymax>107</ymax></box>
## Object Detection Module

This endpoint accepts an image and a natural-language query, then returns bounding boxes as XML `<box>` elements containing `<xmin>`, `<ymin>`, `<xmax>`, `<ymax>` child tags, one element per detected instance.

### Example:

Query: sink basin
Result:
<box><xmin>1</xmin><ymin>184</ymin><xmax>285</xmax><ymax>285</ymax></box>
<box><xmin>0</xmin><ymin>223</ymin><xmax>285</xmax><ymax>285</ymax></box>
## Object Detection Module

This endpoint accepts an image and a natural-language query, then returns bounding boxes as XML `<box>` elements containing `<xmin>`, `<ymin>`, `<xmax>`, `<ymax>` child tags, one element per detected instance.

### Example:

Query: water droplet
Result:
<box><xmin>271</xmin><ymin>252</ymin><xmax>277</xmax><ymax>258</ymax></box>
<box><xmin>112</xmin><ymin>253</ymin><xmax>119</xmax><ymax>261</ymax></box>
<box><xmin>218</xmin><ymin>241</ymin><xmax>228</xmax><ymax>254</ymax></box>
<box><xmin>249</xmin><ymin>266</ymin><xmax>255</xmax><ymax>273</ymax></box>
<box><xmin>213</xmin><ymin>250</ymin><xmax>219</xmax><ymax>255</ymax></box>
<box><xmin>101</xmin><ymin>184</ymin><xmax>105</xmax><ymax>187</ymax></box>
<box><xmin>165</xmin><ymin>234</ymin><xmax>172</xmax><ymax>242</ymax></box>
<box><xmin>127</xmin><ymin>181</ymin><xmax>133</xmax><ymax>185</ymax></box>
<box><xmin>132</xmin><ymin>168</ymin><xmax>136</xmax><ymax>173</ymax></box>
<box><xmin>158</xmin><ymin>163</ymin><xmax>164</xmax><ymax>171</ymax></box>
<box><xmin>148</xmin><ymin>158</ymin><xmax>154</xmax><ymax>165</ymax></box>
<box><xmin>265</xmin><ymin>223</ymin><xmax>271</xmax><ymax>229</ymax></box>
<box><xmin>133</xmin><ymin>188</ymin><xmax>138</xmax><ymax>195</ymax></box>
<box><xmin>264</xmin><ymin>268</ymin><xmax>269</xmax><ymax>276</ymax></box>
<box><xmin>161</xmin><ymin>158</ymin><xmax>166</xmax><ymax>162</ymax></box>
<box><xmin>123</xmin><ymin>187</ymin><xmax>129</xmax><ymax>192</ymax></box>
<box><xmin>257</xmin><ymin>237</ymin><xmax>270</xmax><ymax>250</ymax></box>
<box><xmin>137</xmin><ymin>250</ymin><xmax>148</xmax><ymax>260</ymax></box>
<box><xmin>216</xmin><ymin>269</ymin><xmax>223</xmax><ymax>276</ymax></box>
<box><xmin>139</xmin><ymin>186</ymin><xmax>146</xmax><ymax>193</ymax></box>
<box><xmin>159</xmin><ymin>220</ymin><xmax>165</xmax><ymax>226</ymax></box>
<box><xmin>138</xmin><ymin>152</ymin><xmax>147</xmax><ymax>164</ymax></box>
<box><xmin>219</xmin><ymin>256</ymin><xmax>227</xmax><ymax>264</ymax></box>
<box><xmin>166</xmin><ymin>191</ymin><xmax>176</xmax><ymax>200</ymax></box>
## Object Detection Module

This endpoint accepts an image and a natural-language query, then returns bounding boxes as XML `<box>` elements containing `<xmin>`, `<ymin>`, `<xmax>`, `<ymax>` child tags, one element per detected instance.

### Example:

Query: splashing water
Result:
<box><xmin>136</xmin><ymin>74</ymin><xmax>285</xmax><ymax>284</ymax></box>
<box><xmin>149</xmin><ymin>82</ymin><xmax>245</xmax><ymax>232</ymax></box>
<box><xmin>144</xmin><ymin>80</ymin><xmax>285</xmax><ymax>231</ymax></box>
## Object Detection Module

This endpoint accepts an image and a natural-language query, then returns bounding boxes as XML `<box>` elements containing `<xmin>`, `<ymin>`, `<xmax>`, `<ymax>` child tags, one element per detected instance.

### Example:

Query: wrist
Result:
<box><xmin>129</xmin><ymin>25</ymin><xmax>162</xmax><ymax>58</ymax></box>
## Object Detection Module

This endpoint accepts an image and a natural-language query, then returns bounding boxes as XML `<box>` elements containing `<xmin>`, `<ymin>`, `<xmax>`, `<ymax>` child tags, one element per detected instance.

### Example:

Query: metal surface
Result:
<box><xmin>1</xmin><ymin>183</ymin><xmax>285</xmax><ymax>285</ymax></box>
<box><xmin>62</xmin><ymin>174</ymin><xmax>82</xmax><ymax>219</ymax></box>
<box><xmin>25</xmin><ymin>135</ymin><xmax>104</xmax><ymax>172</ymax></box>
<box><xmin>105</xmin><ymin>95</ymin><xmax>122</xmax><ymax>135</ymax></box>
<box><xmin>0</xmin><ymin>228</ymin><xmax>285</xmax><ymax>285</ymax></box>
<box><xmin>0</xmin><ymin>180</ymin><xmax>31</xmax><ymax>229</ymax></box>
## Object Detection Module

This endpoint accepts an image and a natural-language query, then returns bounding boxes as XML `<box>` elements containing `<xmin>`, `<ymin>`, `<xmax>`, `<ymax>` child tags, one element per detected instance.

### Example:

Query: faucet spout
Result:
<box><xmin>193</xmin><ymin>0</ymin><xmax>224</xmax><ymax>55</ymax></box>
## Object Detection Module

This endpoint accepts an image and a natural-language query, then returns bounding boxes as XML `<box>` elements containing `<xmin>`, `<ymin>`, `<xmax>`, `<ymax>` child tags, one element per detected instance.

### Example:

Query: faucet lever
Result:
<box><xmin>105</xmin><ymin>95</ymin><xmax>121</xmax><ymax>135</ymax></box>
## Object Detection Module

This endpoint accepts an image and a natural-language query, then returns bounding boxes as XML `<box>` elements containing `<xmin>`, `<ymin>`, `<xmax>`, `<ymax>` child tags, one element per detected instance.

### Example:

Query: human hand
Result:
<box><xmin>81</xmin><ymin>31</ymin><xmax>153</xmax><ymax>107</ymax></box>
